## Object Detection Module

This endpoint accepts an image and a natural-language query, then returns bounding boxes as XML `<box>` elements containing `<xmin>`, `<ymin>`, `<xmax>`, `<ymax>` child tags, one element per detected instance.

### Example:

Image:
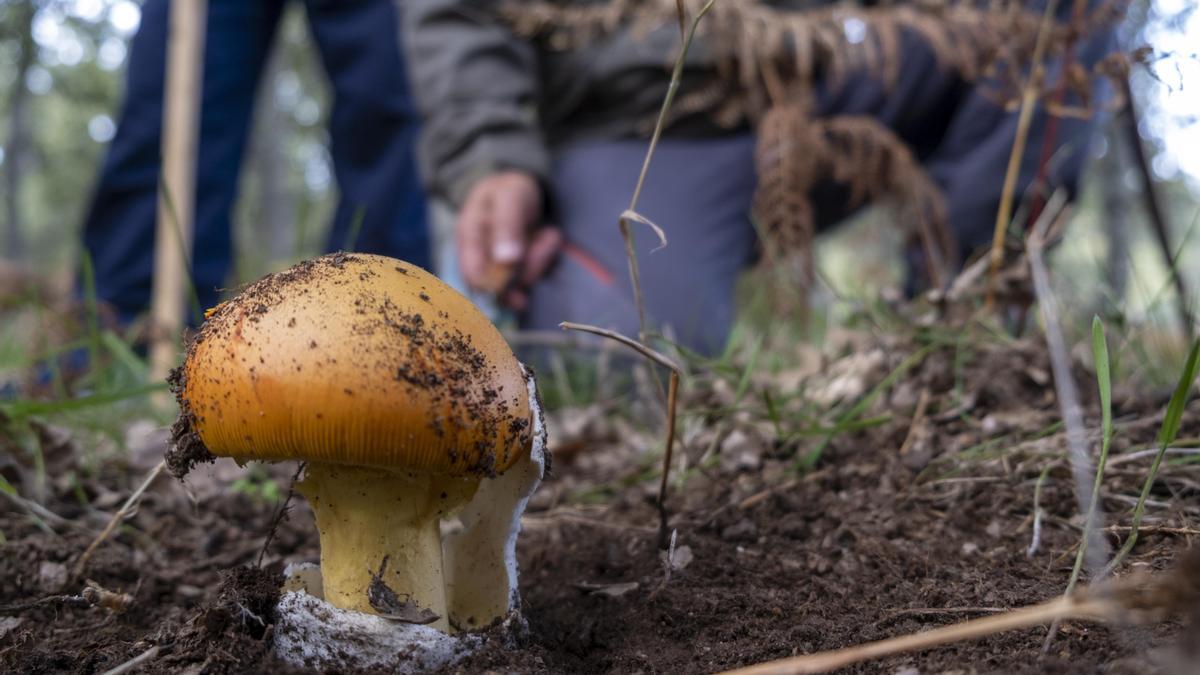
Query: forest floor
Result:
<box><xmin>2</xmin><ymin>326</ymin><xmax>1199</xmax><ymax>674</ymax></box>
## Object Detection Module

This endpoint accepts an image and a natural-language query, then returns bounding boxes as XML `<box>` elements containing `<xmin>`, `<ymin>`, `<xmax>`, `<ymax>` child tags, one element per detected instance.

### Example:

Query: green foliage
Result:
<box><xmin>1104</xmin><ymin>336</ymin><xmax>1200</xmax><ymax>576</ymax></box>
<box><xmin>230</xmin><ymin>464</ymin><xmax>283</xmax><ymax>505</ymax></box>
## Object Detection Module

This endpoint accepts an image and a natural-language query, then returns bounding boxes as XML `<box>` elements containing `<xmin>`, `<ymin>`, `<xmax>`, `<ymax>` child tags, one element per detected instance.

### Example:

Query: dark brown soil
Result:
<box><xmin>3</xmin><ymin>335</ymin><xmax>1199</xmax><ymax>674</ymax></box>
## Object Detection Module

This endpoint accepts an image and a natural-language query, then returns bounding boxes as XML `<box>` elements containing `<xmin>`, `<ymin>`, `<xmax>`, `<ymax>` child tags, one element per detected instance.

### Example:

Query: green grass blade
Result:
<box><xmin>79</xmin><ymin>250</ymin><xmax>103</xmax><ymax>373</ymax></box>
<box><xmin>0</xmin><ymin>382</ymin><xmax>168</xmax><ymax>419</ymax></box>
<box><xmin>1104</xmin><ymin>337</ymin><xmax>1200</xmax><ymax>576</ymax></box>
<box><xmin>0</xmin><ymin>473</ymin><xmax>17</xmax><ymax>498</ymax></box>
<box><xmin>100</xmin><ymin>331</ymin><xmax>149</xmax><ymax>380</ymax></box>
<box><xmin>343</xmin><ymin>205</ymin><xmax>367</xmax><ymax>252</ymax></box>
<box><xmin>733</xmin><ymin>335</ymin><xmax>763</xmax><ymax>405</ymax></box>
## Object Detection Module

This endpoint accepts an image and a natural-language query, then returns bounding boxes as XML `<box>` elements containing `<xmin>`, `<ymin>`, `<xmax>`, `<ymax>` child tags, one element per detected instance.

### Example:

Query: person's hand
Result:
<box><xmin>457</xmin><ymin>171</ymin><xmax>562</xmax><ymax>310</ymax></box>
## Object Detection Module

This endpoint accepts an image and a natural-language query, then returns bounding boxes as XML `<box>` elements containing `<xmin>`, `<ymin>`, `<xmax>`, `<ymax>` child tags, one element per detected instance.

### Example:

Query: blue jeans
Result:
<box><xmin>82</xmin><ymin>0</ymin><xmax>429</xmax><ymax>324</ymax></box>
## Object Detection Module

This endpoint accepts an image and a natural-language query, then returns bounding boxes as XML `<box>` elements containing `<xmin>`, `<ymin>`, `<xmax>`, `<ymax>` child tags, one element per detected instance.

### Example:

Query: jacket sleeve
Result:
<box><xmin>400</xmin><ymin>0</ymin><xmax>551</xmax><ymax>207</ymax></box>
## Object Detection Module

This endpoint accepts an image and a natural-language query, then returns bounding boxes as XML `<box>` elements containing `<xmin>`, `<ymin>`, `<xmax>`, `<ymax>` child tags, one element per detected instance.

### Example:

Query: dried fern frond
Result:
<box><xmin>754</xmin><ymin>104</ymin><xmax>820</xmax><ymax>269</ymax></box>
<box><xmin>754</xmin><ymin>109</ymin><xmax>951</xmax><ymax>287</ymax></box>
<box><xmin>503</xmin><ymin>1</ymin><xmax>1064</xmax><ymax>107</ymax></box>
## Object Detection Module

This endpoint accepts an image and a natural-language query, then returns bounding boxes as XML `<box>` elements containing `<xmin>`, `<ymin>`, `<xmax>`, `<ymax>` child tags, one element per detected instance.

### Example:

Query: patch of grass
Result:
<box><xmin>1103</xmin><ymin>336</ymin><xmax>1200</xmax><ymax>576</ymax></box>
<box><xmin>797</xmin><ymin>341</ymin><xmax>941</xmax><ymax>470</ymax></box>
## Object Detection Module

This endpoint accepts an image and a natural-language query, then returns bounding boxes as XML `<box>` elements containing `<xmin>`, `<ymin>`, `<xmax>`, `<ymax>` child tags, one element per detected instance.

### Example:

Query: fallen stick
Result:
<box><xmin>99</xmin><ymin>645</ymin><xmax>160</xmax><ymax>675</ymax></box>
<box><xmin>72</xmin><ymin>460</ymin><xmax>166</xmax><ymax>581</ymax></box>
<box><xmin>717</xmin><ymin>593</ymin><xmax>1113</xmax><ymax>675</ymax></box>
<box><xmin>149</xmin><ymin>0</ymin><xmax>207</xmax><ymax>384</ymax></box>
<box><xmin>560</xmin><ymin>321</ymin><xmax>681</xmax><ymax>549</ymax></box>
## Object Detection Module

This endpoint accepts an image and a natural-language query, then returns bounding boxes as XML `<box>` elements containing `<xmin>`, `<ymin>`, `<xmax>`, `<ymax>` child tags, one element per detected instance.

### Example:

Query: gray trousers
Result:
<box><xmin>524</xmin><ymin>135</ymin><xmax>759</xmax><ymax>356</ymax></box>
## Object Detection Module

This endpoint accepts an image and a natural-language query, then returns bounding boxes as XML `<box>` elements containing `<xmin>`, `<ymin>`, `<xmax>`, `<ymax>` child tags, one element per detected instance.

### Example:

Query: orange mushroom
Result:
<box><xmin>169</xmin><ymin>253</ymin><xmax>541</xmax><ymax>633</ymax></box>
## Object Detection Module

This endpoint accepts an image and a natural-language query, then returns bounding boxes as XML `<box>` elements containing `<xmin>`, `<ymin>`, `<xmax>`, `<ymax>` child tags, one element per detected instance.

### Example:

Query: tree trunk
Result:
<box><xmin>2</xmin><ymin>0</ymin><xmax>37</xmax><ymax>260</ymax></box>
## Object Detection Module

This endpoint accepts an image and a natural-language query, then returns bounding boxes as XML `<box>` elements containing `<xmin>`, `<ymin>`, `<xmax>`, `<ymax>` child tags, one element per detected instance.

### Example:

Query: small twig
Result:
<box><xmin>73</xmin><ymin>460</ymin><xmax>166</xmax><ymax>581</ymax></box>
<box><xmin>560</xmin><ymin>321</ymin><xmax>680</xmax><ymax>547</ymax></box>
<box><xmin>738</xmin><ymin>478</ymin><xmax>800</xmax><ymax>511</ymax></box>
<box><xmin>99</xmin><ymin>645</ymin><xmax>160</xmax><ymax>675</ymax></box>
<box><xmin>0</xmin><ymin>488</ymin><xmax>74</xmax><ymax>534</ymax></box>
<box><xmin>559</xmin><ymin>322</ymin><xmax>680</xmax><ymax>372</ymax></box>
<box><xmin>0</xmin><ymin>593</ymin><xmax>90</xmax><ymax>614</ymax></box>
<box><xmin>985</xmin><ymin>0</ymin><xmax>1062</xmax><ymax>310</ymax></box>
<box><xmin>1028</xmin><ymin>464</ymin><xmax>1052</xmax><ymax>558</ymax></box>
<box><xmin>1102</xmin><ymin>525</ymin><xmax>1200</xmax><ymax>537</ymax></box>
<box><xmin>257</xmin><ymin>462</ymin><xmax>305</xmax><ymax>567</ymax></box>
<box><xmin>897</xmin><ymin>388</ymin><xmax>931</xmax><ymax>457</ymax></box>
<box><xmin>885</xmin><ymin>606</ymin><xmax>1009</xmax><ymax>619</ymax></box>
<box><xmin>1106</xmin><ymin>446</ymin><xmax>1200</xmax><ymax>468</ymax></box>
<box><xmin>0</xmin><ymin>580</ymin><xmax>130</xmax><ymax>615</ymax></box>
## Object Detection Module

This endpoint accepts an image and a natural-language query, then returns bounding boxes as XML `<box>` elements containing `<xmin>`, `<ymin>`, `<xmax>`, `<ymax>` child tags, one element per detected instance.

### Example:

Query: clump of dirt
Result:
<box><xmin>165</xmin><ymin>358</ymin><xmax>215</xmax><ymax>479</ymax></box>
<box><xmin>155</xmin><ymin>565</ymin><xmax>289</xmax><ymax>673</ymax></box>
<box><xmin>165</xmin><ymin>405</ymin><xmax>215</xmax><ymax>480</ymax></box>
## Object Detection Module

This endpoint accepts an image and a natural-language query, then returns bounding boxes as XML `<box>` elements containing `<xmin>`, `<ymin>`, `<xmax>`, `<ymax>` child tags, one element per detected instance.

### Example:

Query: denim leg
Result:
<box><xmin>305</xmin><ymin>0</ymin><xmax>431</xmax><ymax>270</ymax></box>
<box><xmin>191</xmin><ymin>0</ymin><xmax>287</xmax><ymax>309</ymax></box>
<box><xmin>81</xmin><ymin>0</ymin><xmax>171</xmax><ymax>324</ymax></box>
<box><xmin>81</xmin><ymin>0</ymin><xmax>284</xmax><ymax>322</ymax></box>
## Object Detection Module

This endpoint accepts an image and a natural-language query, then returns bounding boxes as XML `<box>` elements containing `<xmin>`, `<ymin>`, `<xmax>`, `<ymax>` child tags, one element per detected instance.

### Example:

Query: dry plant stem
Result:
<box><xmin>257</xmin><ymin>462</ymin><xmax>305</xmax><ymax>567</ymax></box>
<box><xmin>620</xmin><ymin>0</ymin><xmax>716</xmax><ymax>343</ymax></box>
<box><xmin>1027</xmin><ymin>0</ymin><xmax>1088</xmax><ymax>226</ymax></box>
<box><xmin>149</xmin><ymin>0</ymin><xmax>206</xmax><ymax>383</ymax></box>
<box><xmin>1026</xmin><ymin>192</ymin><xmax>1110</xmax><ymax>576</ymax></box>
<box><xmin>1045</xmin><ymin>317</ymin><xmax>1115</xmax><ymax>652</ymax></box>
<box><xmin>72</xmin><ymin>460</ymin><xmax>166</xmax><ymax>581</ymax></box>
<box><xmin>99</xmin><ymin>646</ymin><xmax>160</xmax><ymax>675</ymax></box>
<box><xmin>559</xmin><ymin>322</ymin><xmax>680</xmax><ymax>372</ymax></box>
<box><xmin>1119</xmin><ymin>76</ymin><xmax>1196</xmax><ymax>336</ymax></box>
<box><xmin>985</xmin><ymin>0</ymin><xmax>1061</xmax><ymax>311</ymax></box>
<box><xmin>718</xmin><ymin>594</ymin><xmax>1114</xmax><ymax>675</ymax></box>
<box><xmin>1029</xmin><ymin>192</ymin><xmax>1114</xmax><ymax>652</ymax></box>
<box><xmin>560</xmin><ymin>321</ymin><xmax>680</xmax><ymax>546</ymax></box>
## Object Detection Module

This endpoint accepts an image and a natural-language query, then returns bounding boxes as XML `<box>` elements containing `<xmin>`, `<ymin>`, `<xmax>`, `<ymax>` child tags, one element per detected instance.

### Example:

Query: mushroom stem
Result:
<box><xmin>299</xmin><ymin>463</ymin><xmax>478</xmax><ymax>632</ymax></box>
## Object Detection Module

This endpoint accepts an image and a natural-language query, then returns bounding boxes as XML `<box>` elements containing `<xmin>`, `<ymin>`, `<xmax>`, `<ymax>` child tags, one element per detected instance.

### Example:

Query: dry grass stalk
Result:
<box><xmin>985</xmin><ymin>0</ymin><xmax>1062</xmax><ymax>310</ymax></box>
<box><xmin>1026</xmin><ymin>189</ymin><xmax>1113</xmax><ymax>649</ymax></box>
<box><xmin>717</xmin><ymin>550</ymin><xmax>1200</xmax><ymax>675</ymax></box>
<box><xmin>72</xmin><ymin>460</ymin><xmax>166</xmax><ymax>581</ymax></box>
<box><xmin>560</xmin><ymin>321</ymin><xmax>681</xmax><ymax>547</ymax></box>
<box><xmin>98</xmin><ymin>646</ymin><xmax>160</xmax><ymax>675</ymax></box>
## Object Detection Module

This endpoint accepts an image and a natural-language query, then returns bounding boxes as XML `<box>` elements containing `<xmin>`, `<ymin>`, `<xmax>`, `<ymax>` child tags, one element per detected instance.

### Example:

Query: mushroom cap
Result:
<box><xmin>177</xmin><ymin>253</ymin><xmax>532</xmax><ymax>476</ymax></box>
